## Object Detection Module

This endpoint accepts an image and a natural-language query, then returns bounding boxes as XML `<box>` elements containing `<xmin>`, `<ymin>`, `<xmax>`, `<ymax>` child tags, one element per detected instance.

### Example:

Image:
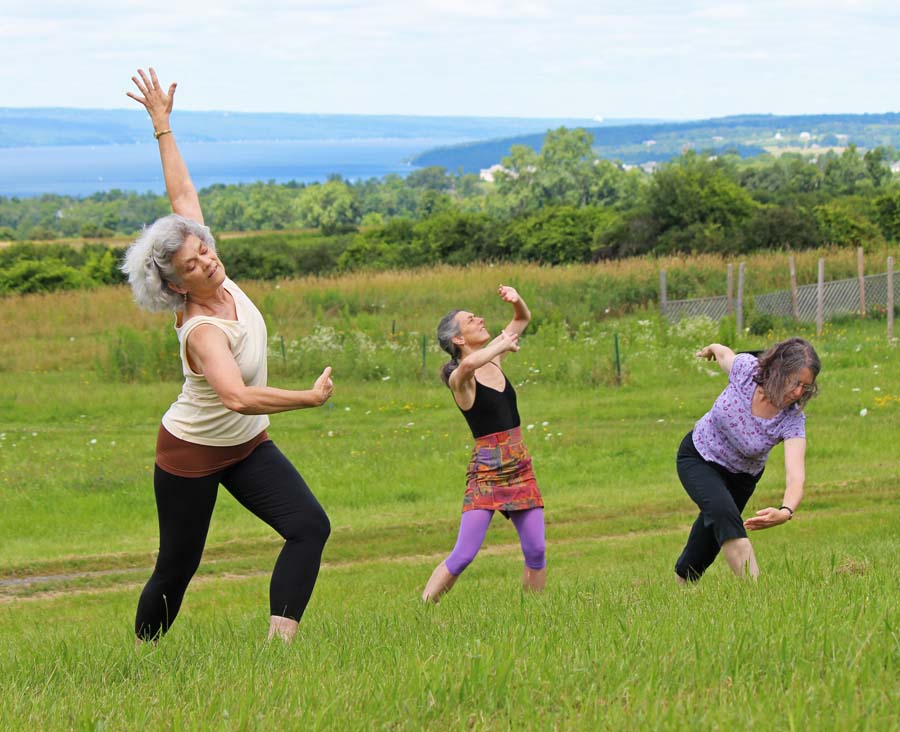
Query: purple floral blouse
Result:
<box><xmin>692</xmin><ymin>354</ymin><xmax>806</xmax><ymax>475</ymax></box>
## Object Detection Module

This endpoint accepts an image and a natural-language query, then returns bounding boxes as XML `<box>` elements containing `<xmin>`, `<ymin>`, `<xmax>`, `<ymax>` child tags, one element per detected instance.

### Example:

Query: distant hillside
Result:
<box><xmin>0</xmin><ymin>108</ymin><xmax>653</xmax><ymax>148</ymax></box>
<box><xmin>411</xmin><ymin>113</ymin><xmax>900</xmax><ymax>171</ymax></box>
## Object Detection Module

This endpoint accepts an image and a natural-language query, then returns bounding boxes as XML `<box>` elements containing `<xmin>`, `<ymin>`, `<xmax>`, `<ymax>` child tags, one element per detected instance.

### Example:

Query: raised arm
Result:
<box><xmin>187</xmin><ymin>325</ymin><xmax>333</xmax><ymax>414</ymax></box>
<box><xmin>696</xmin><ymin>343</ymin><xmax>736</xmax><ymax>375</ymax></box>
<box><xmin>448</xmin><ymin>330</ymin><xmax>519</xmax><ymax>408</ymax></box>
<box><xmin>744</xmin><ymin>437</ymin><xmax>805</xmax><ymax>531</ymax></box>
<box><xmin>127</xmin><ymin>67</ymin><xmax>203</xmax><ymax>223</ymax></box>
<box><xmin>498</xmin><ymin>285</ymin><xmax>531</xmax><ymax>339</ymax></box>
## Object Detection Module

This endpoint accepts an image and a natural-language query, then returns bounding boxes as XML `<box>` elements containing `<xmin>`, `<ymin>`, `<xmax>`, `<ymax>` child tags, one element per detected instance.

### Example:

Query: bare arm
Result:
<box><xmin>696</xmin><ymin>343</ymin><xmax>736</xmax><ymax>375</ymax></box>
<box><xmin>744</xmin><ymin>437</ymin><xmax>805</xmax><ymax>531</ymax></box>
<box><xmin>187</xmin><ymin>325</ymin><xmax>333</xmax><ymax>414</ymax></box>
<box><xmin>448</xmin><ymin>330</ymin><xmax>519</xmax><ymax>408</ymax></box>
<box><xmin>127</xmin><ymin>68</ymin><xmax>203</xmax><ymax>223</ymax></box>
<box><xmin>498</xmin><ymin>285</ymin><xmax>531</xmax><ymax>339</ymax></box>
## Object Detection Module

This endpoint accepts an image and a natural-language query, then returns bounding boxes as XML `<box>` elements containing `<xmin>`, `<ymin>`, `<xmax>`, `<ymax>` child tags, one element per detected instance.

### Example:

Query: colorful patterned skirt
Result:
<box><xmin>463</xmin><ymin>426</ymin><xmax>544</xmax><ymax>516</ymax></box>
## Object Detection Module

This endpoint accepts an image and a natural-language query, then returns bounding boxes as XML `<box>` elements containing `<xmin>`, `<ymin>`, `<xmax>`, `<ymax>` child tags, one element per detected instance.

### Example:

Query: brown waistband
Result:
<box><xmin>155</xmin><ymin>425</ymin><xmax>269</xmax><ymax>478</ymax></box>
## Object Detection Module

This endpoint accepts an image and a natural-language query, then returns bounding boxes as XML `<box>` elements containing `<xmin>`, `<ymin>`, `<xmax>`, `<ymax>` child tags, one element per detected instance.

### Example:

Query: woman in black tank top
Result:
<box><xmin>421</xmin><ymin>286</ymin><xmax>547</xmax><ymax>602</ymax></box>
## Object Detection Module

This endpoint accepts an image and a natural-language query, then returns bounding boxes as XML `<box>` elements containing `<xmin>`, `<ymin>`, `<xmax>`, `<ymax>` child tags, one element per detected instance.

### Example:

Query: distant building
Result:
<box><xmin>479</xmin><ymin>164</ymin><xmax>509</xmax><ymax>183</ymax></box>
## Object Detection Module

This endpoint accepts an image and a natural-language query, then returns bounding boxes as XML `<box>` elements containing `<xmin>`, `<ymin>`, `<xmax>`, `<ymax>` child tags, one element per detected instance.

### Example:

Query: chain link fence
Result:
<box><xmin>666</xmin><ymin>270</ymin><xmax>899</xmax><ymax>323</ymax></box>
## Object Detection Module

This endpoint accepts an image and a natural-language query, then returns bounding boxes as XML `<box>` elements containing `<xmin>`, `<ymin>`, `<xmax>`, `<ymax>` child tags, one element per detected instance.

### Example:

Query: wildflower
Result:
<box><xmin>527</xmin><ymin>424</ymin><xmax>535</xmax><ymax>430</ymax></box>
<box><xmin>382</xmin><ymin>376</ymin><xmax>391</xmax><ymax>381</ymax></box>
<box><xmin>852</xmin><ymin>388</ymin><xmax>861</xmax><ymax>392</ymax></box>
<box><xmin>32</xmin><ymin>432</ymin><xmax>37</xmax><ymax>437</ymax></box>
<box><xmin>874</xmin><ymin>387</ymin><xmax>881</xmax><ymax>392</ymax></box>
<box><xmin>327</xmin><ymin>430</ymin><xmax>335</xmax><ymax>437</ymax></box>
<box><xmin>345</xmin><ymin>406</ymin><xmax>351</xmax><ymax>411</ymax></box>
<box><xmin>405</xmin><ymin>422</ymin><xmax>415</xmax><ymax>428</ymax></box>
<box><xmin>542</xmin><ymin>421</ymin><xmax>549</xmax><ymax>426</ymax></box>
<box><xmin>859</xmin><ymin>409</ymin><xmax>868</xmax><ymax>417</ymax></box>
<box><xmin>110</xmin><ymin>441</ymin><xmax>116</xmax><ymax>446</ymax></box>
<box><xmin>89</xmin><ymin>438</ymin><xmax>97</xmax><ymax>444</ymax></box>
<box><xmin>657</xmin><ymin>419</ymin><xmax>665</xmax><ymax>423</ymax></box>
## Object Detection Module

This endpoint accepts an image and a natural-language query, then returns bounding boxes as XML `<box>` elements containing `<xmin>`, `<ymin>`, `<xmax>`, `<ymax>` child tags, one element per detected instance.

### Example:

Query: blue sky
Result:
<box><xmin>1</xmin><ymin>0</ymin><xmax>898</xmax><ymax>119</ymax></box>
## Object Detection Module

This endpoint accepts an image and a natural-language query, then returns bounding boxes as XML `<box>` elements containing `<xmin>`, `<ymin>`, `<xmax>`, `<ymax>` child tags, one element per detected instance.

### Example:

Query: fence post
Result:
<box><xmin>816</xmin><ymin>258</ymin><xmax>825</xmax><ymax>336</ymax></box>
<box><xmin>857</xmin><ymin>247</ymin><xmax>866</xmax><ymax>318</ymax></box>
<box><xmin>726</xmin><ymin>264</ymin><xmax>734</xmax><ymax>315</ymax></box>
<box><xmin>614</xmin><ymin>333</ymin><xmax>621</xmax><ymax>386</ymax></box>
<box><xmin>659</xmin><ymin>270</ymin><xmax>668</xmax><ymax>317</ymax></box>
<box><xmin>421</xmin><ymin>334</ymin><xmax>427</xmax><ymax>372</ymax></box>
<box><xmin>736</xmin><ymin>263</ymin><xmax>745</xmax><ymax>334</ymax></box>
<box><xmin>888</xmin><ymin>256</ymin><xmax>895</xmax><ymax>341</ymax></box>
<box><xmin>789</xmin><ymin>254</ymin><xmax>800</xmax><ymax>322</ymax></box>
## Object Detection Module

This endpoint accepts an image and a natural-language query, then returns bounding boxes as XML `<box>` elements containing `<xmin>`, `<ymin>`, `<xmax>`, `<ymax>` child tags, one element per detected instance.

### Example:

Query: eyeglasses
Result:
<box><xmin>791</xmin><ymin>379</ymin><xmax>816</xmax><ymax>394</ymax></box>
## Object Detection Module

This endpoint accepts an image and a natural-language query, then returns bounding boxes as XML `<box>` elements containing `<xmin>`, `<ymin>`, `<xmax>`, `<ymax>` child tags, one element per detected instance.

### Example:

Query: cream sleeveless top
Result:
<box><xmin>161</xmin><ymin>278</ymin><xmax>270</xmax><ymax>446</ymax></box>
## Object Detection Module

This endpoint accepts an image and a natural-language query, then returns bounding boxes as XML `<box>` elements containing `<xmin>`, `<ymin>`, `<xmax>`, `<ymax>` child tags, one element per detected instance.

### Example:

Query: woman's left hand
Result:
<box><xmin>127</xmin><ymin>67</ymin><xmax>176</xmax><ymax>131</ymax></box>
<box><xmin>743</xmin><ymin>507</ymin><xmax>791</xmax><ymax>531</ymax></box>
<box><xmin>498</xmin><ymin>284</ymin><xmax>520</xmax><ymax>304</ymax></box>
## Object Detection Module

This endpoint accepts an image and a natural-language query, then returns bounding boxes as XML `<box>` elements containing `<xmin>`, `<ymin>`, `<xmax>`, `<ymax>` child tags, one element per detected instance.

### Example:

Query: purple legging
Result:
<box><xmin>445</xmin><ymin>508</ymin><xmax>546</xmax><ymax>576</ymax></box>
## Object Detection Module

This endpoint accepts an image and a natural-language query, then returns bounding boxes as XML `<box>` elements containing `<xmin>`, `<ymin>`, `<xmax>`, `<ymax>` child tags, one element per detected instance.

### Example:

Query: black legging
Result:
<box><xmin>135</xmin><ymin>440</ymin><xmax>330</xmax><ymax>640</ymax></box>
<box><xmin>674</xmin><ymin>432</ymin><xmax>762</xmax><ymax>582</ymax></box>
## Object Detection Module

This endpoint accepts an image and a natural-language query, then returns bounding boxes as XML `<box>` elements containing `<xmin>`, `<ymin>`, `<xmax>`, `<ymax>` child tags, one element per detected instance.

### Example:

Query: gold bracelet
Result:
<box><xmin>154</xmin><ymin>128</ymin><xmax>172</xmax><ymax>140</ymax></box>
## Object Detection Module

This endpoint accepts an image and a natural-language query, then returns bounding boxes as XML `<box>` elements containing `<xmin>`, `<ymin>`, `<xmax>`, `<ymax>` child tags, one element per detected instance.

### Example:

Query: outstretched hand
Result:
<box><xmin>743</xmin><ymin>507</ymin><xmax>790</xmax><ymax>531</ymax></box>
<box><xmin>696</xmin><ymin>345</ymin><xmax>716</xmax><ymax>360</ymax></box>
<box><xmin>313</xmin><ymin>366</ymin><xmax>334</xmax><ymax>405</ymax></box>
<box><xmin>127</xmin><ymin>68</ymin><xmax>176</xmax><ymax>130</ymax></box>
<box><xmin>498</xmin><ymin>284</ymin><xmax>521</xmax><ymax>304</ymax></box>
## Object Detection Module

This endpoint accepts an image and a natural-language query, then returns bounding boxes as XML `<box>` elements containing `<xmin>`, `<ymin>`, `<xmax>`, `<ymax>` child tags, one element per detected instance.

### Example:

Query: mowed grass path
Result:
<box><xmin>0</xmin><ymin>282</ymin><xmax>898</xmax><ymax>729</ymax></box>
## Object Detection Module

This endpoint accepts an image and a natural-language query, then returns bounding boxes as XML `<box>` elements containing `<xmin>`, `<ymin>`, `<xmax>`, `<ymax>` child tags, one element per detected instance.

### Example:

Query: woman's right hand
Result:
<box><xmin>127</xmin><ymin>67</ymin><xmax>176</xmax><ymax>132</ymax></box>
<box><xmin>696</xmin><ymin>344</ymin><xmax>718</xmax><ymax>360</ymax></box>
<box><xmin>312</xmin><ymin>366</ymin><xmax>334</xmax><ymax>406</ymax></box>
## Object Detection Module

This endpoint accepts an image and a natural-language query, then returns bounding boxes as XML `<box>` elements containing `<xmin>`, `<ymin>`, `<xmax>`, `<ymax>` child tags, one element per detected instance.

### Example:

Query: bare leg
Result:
<box><xmin>720</xmin><ymin>538</ymin><xmax>759</xmax><ymax>580</ymax></box>
<box><xmin>421</xmin><ymin>561</ymin><xmax>458</xmax><ymax>603</ymax></box>
<box><xmin>522</xmin><ymin>566</ymin><xmax>546</xmax><ymax>592</ymax></box>
<box><xmin>268</xmin><ymin>614</ymin><xmax>299</xmax><ymax>642</ymax></box>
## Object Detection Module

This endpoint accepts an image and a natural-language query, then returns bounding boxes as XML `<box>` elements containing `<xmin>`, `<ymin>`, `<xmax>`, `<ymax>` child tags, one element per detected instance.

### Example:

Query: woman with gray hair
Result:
<box><xmin>674</xmin><ymin>337</ymin><xmax>820</xmax><ymax>583</ymax></box>
<box><xmin>421</xmin><ymin>285</ymin><xmax>546</xmax><ymax>602</ymax></box>
<box><xmin>123</xmin><ymin>68</ymin><xmax>333</xmax><ymax>642</ymax></box>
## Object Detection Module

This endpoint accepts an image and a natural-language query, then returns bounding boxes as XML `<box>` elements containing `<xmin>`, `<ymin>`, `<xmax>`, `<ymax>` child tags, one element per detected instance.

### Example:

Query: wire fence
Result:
<box><xmin>665</xmin><ymin>268</ymin><xmax>899</xmax><ymax>324</ymax></box>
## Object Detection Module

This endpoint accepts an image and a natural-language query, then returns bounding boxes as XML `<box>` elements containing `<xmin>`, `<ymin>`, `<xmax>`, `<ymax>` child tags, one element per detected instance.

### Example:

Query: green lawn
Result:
<box><xmin>0</xmin><ymin>294</ymin><xmax>898</xmax><ymax>730</ymax></box>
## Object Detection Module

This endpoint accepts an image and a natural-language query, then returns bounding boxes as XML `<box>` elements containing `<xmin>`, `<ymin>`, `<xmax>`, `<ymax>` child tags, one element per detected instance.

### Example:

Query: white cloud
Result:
<box><xmin>0</xmin><ymin>0</ymin><xmax>898</xmax><ymax>117</ymax></box>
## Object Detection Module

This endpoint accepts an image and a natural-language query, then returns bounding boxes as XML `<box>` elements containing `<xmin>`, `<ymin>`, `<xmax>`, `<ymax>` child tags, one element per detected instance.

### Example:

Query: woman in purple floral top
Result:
<box><xmin>675</xmin><ymin>338</ymin><xmax>820</xmax><ymax>583</ymax></box>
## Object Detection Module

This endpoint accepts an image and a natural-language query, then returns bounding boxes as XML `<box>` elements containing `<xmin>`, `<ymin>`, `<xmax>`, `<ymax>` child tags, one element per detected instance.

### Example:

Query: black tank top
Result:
<box><xmin>459</xmin><ymin>371</ymin><xmax>521</xmax><ymax>438</ymax></box>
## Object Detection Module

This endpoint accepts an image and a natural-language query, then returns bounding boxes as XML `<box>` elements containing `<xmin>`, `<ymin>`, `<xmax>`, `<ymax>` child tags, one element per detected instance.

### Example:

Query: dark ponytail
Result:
<box><xmin>437</xmin><ymin>309</ymin><xmax>462</xmax><ymax>386</ymax></box>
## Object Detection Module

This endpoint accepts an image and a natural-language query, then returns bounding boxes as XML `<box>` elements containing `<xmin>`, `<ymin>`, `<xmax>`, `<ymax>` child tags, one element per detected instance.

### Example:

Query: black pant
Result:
<box><xmin>674</xmin><ymin>432</ymin><xmax>762</xmax><ymax>582</ymax></box>
<box><xmin>135</xmin><ymin>441</ymin><xmax>330</xmax><ymax>640</ymax></box>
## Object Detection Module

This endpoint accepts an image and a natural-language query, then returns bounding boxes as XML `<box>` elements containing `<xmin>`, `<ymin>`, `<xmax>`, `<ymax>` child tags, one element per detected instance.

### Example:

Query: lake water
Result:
<box><xmin>0</xmin><ymin>137</ymin><xmax>467</xmax><ymax>197</ymax></box>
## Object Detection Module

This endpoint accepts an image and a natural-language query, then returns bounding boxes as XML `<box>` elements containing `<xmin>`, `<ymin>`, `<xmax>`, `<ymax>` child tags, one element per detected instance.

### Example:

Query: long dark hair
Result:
<box><xmin>754</xmin><ymin>337</ymin><xmax>821</xmax><ymax>409</ymax></box>
<box><xmin>437</xmin><ymin>309</ymin><xmax>462</xmax><ymax>386</ymax></box>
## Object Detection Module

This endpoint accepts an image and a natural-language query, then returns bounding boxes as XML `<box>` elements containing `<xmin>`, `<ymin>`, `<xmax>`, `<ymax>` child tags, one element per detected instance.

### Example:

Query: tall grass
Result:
<box><xmin>2</xmin><ymin>246</ymin><xmax>897</xmax><ymax>375</ymax></box>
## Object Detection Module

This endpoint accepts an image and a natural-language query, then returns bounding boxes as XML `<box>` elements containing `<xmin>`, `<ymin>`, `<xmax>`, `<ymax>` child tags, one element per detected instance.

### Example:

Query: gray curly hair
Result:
<box><xmin>121</xmin><ymin>214</ymin><xmax>216</xmax><ymax>312</ymax></box>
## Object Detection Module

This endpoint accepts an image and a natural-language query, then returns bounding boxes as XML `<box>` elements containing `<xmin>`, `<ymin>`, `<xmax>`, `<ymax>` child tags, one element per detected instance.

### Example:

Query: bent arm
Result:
<box><xmin>744</xmin><ymin>437</ymin><xmax>805</xmax><ymax>531</ymax></box>
<box><xmin>448</xmin><ymin>330</ymin><xmax>518</xmax><ymax>405</ymax></box>
<box><xmin>188</xmin><ymin>325</ymin><xmax>332</xmax><ymax>414</ymax></box>
<box><xmin>696</xmin><ymin>343</ymin><xmax>735</xmax><ymax>375</ymax></box>
<box><xmin>499</xmin><ymin>285</ymin><xmax>531</xmax><ymax>339</ymax></box>
<box><xmin>780</xmin><ymin>437</ymin><xmax>806</xmax><ymax>513</ymax></box>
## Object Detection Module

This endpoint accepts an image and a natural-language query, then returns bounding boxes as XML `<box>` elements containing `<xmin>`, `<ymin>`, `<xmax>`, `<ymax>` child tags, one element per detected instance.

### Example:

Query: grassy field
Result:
<box><xmin>0</xmin><ymin>265</ymin><xmax>898</xmax><ymax>730</ymax></box>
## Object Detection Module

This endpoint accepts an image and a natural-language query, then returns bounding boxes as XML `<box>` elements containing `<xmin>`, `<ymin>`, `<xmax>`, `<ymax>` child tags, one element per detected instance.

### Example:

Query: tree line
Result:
<box><xmin>2</xmin><ymin>128</ymin><xmax>900</xmax><ymax>294</ymax></box>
